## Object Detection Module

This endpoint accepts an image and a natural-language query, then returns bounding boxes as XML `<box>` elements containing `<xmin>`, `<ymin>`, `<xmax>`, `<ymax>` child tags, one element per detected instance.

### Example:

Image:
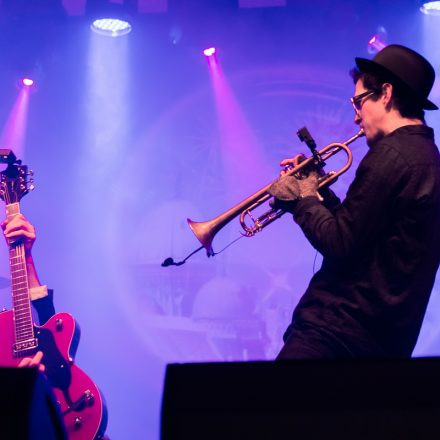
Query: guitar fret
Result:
<box><xmin>16</xmin><ymin>331</ymin><xmax>34</xmax><ymax>336</ymax></box>
<box><xmin>15</xmin><ymin>328</ymin><xmax>33</xmax><ymax>334</ymax></box>
<box><xmin>14</xmin><ymin>306</ymin><xmax>31</xmax><ymax>311</ymax></box>
<box><xmin>14</xmin><ymin>311</ymin><xmax>32</xmax><ymax>317</ymax></box>
<box><xmin>12</xmin><ymin>288</ymin><xmax>28</xmax><ymax>293</ymax></box>
<box><xmin>15</xmin><ymin>318</ymin><xmax>32</xmax><ymax>323</ymax></box>
<box><xmin>15</xmin><ymin>330</ymin><xmax>34</xmax><ymax>335</ymax></box>
<box><xmin>15</xmin><ymin>326</ymin><xmax>32</xmax><ymax>330</ymax></box>
<box><xmin>12</xmin><ymin>288</ymin><xmax>29</xmax><ymax>293</ymax></box>
<box><xmin>13</xmin><ymin>298</ymin><xmax>30</xmax><ymax>303</ymax></box>
<box><xmin>15</xmin><ymin>326</ymin><xmax>33</xmax><ymax>332</ymax></box>
<box><xmin>15</xmin><ymin>337</ymin><xmax>35</xmax><ymax>342</ymax></box>
<box><xmin>15</xmin><ymin>322</ymin><xmax>33</xmax><ymax>329</ymax></box>
<box><xmin>15</xmin><ymin>329</ymin><xmax>33</xmax><ymax>335</ymax></box>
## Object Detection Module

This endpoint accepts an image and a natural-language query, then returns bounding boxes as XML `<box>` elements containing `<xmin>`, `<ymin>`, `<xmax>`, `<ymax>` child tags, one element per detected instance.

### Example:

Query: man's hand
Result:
<box><xmin>270</xmin><ymin>152</ymin><xmax>322</xmax><ymax>204</ymax></box>
<box><xmin>18</xmin><ymin>351</ymin><xmax>46</xmax><ymax>373</ymax></box>
<box><xmin>280</xmin><ymin>153</ymin><xmax>306</xmax><ymax>177</ymax></box>
<box><xmin>1</xmin><ymin>214</ymin><xmax>36</xmax><ymax>254</ymax></box>
<box><xmin>296</xmin><ymin>171</ymin><xmax>320</xmax><ymax>199</ymax></box>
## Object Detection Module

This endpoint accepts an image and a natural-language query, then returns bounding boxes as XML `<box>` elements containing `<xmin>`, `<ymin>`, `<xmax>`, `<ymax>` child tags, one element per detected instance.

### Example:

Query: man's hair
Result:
<box><xmin>350</xmin><ymin>68</ymin><xmax>425</xmax><ymax>122</ymax></box>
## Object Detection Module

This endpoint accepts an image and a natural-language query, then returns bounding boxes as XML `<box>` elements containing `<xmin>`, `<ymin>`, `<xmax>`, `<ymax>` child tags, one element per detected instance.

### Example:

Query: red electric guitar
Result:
<box><xmin>0</xmin><ymin>150</ymin><xmax>107</xmax><ymax>439</ymax></box>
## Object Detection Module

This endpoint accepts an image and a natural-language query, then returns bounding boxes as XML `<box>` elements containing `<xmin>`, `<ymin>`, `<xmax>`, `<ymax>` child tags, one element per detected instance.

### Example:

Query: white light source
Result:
<box><xmin>420</xmin><ymin>1</ymin><xmax>440</xmax><ymax>15</ymax></box>
<box><xmin>22</xmin><ymin>78</ymin><xmax>34</xmax><ymax>87</ymax></box>
<box><xmin>203</xmin><ymin>47</ymin><xmax>216</xmax><ymax>57</ymax></box>
<box><xmin>91</xmin><ymin>18</ymin><xmax>132</xmax><ymax>37</ymax></box>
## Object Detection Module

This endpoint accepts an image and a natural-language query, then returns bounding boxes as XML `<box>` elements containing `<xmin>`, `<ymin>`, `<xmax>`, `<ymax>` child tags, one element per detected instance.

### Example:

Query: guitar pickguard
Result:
<box><xmin>34</xmin><ymin>326</ymin><xmax>72</xmax><ymax>390</ymax></box>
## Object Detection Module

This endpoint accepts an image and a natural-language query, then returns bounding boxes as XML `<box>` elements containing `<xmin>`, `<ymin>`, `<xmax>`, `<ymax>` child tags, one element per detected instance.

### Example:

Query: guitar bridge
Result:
<box><xmin>13</xmin><ymin>338</ymin><xmax>38</xmax><ymax>356</ymax></box>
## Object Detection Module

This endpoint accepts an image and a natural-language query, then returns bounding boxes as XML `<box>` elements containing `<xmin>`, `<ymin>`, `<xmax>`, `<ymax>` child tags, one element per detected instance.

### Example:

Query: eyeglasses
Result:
<box><xmin>350</xmin><ymin>90</ymin><xmax>377</xmax><ymax>112</ymax></box>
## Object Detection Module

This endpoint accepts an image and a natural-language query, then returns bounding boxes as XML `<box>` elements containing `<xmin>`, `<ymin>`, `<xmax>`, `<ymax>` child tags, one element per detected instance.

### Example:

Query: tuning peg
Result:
<box><xmin>27</xmin><ymin>170</ymin><xmax>34</xmax><ymax>176</ymax></box>
<box><xmin>28</xmin><ymin>184</ymin><xmax>35</xmax><ymax>191</ymax></box>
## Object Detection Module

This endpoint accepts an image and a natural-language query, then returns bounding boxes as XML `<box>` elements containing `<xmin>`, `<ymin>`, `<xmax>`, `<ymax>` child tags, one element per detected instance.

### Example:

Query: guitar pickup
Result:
<box><xmin>13</xmin><ymin>338</ymin><xmax>38</xmax><ymax>356</ymax></box>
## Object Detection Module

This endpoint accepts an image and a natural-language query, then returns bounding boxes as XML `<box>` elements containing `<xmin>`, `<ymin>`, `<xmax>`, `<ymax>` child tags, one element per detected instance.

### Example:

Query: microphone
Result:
<box><xmin>161</xmin><ymin>245</ymin><xmax>204</xmax><ymax>268</ymax></box>
<box><xmin>161</xmin><ymin>257</ymin><xmax>184</xmax><ymax>267</ymax></box>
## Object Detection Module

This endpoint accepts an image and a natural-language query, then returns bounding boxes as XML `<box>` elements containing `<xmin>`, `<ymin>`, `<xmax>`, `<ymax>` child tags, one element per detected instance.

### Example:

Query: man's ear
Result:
<box><xmin>382</xmin><ymin>83</ymin><xmax>393</xmax><ymax>110</ymax></box>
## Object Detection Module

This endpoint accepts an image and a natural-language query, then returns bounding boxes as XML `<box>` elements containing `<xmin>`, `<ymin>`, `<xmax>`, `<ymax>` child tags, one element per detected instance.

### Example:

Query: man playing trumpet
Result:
<box><xmin>270</xmin><ymin>45</ymin><xmax>440</xmax><ymax>359</ymax></box>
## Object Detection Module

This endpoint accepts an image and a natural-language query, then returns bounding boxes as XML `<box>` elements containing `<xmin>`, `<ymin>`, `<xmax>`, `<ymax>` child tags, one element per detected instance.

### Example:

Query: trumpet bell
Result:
<box><xmin>187</xmin><ymin>218</ymin><xmax>215</xmax><ymax>257</ymax></box>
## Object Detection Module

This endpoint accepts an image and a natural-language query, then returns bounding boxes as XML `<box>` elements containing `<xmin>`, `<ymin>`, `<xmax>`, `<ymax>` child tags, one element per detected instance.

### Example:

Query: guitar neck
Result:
<box><xmin>6</xmin><ymin>202</ymin><xmax>36</xmax><ymax>356</ymax></box>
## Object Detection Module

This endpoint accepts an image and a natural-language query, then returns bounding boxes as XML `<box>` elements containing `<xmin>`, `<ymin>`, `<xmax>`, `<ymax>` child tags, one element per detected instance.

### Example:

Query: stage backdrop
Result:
<box><xmin>0</xmin><ymin>1</ymin><xmax>439</xmax><ymax>438</ymax></box>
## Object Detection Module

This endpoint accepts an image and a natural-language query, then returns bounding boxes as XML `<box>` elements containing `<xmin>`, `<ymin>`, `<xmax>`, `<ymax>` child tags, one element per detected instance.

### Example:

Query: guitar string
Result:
<box><xmin>4</xmin><ymin>183</ymin><xmax>34</xmax><ymax>348</ymax></box>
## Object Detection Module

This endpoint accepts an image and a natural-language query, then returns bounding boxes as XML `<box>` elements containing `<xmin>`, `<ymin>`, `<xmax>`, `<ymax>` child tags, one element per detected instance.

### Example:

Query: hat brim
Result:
<box><xmin>355</xmin><ymin>57</ymin><xmax>438</xmax><ymax>111</ymax></box>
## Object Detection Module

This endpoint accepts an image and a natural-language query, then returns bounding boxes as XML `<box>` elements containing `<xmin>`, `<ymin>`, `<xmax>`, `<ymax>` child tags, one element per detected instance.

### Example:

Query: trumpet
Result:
<box><xmin>187</xmin><ymin>129</ymin><xmax>365</xmax><ymax>257</ymax></box>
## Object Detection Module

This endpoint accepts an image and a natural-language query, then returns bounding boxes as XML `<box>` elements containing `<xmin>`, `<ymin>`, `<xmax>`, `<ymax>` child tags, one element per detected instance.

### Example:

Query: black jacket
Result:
<box><xmin>33</xmin><ymin>289</ymin><xmax>56</xmax><ymax>325</ymax></box>
<box><xmin>286</xmin><ymin>125</ymin><xmax>440</xmax><ymax>357</ymax></box>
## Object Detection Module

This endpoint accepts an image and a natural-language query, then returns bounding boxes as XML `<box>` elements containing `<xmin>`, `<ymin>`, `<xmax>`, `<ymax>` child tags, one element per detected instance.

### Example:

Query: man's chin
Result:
<box><xmin>365</xmin><ymin>130</ymin><xmax>385</xmax><ymax>148</ymax></box>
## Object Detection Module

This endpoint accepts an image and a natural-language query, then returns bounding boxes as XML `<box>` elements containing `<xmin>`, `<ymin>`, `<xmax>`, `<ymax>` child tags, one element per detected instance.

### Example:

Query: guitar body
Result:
<box><xmin>0</xmin><ymin>310</ymin><xmax>107</xmax><ymax>439</ymax></box>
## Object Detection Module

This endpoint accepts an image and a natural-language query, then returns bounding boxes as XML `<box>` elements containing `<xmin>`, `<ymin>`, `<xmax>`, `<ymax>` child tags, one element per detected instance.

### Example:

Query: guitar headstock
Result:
<box><xmin>0</xmin><ymin>150</ymin><xmax>34</xmax><ymax>205</ymax></box>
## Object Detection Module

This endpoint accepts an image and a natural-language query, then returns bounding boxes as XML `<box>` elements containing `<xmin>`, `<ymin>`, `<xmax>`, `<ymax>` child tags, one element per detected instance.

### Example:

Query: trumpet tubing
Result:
<box><xmin>187</xmin><ymin>129</ymin><xmax>364</xmax><ymax>256</ymax></box>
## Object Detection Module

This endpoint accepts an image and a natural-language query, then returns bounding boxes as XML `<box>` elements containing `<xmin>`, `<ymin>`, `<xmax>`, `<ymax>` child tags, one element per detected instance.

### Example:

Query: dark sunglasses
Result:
<box><xmin>350</xmin><ymin>90</ymin><xmax>377</xmax><ymax>112</ymax></box>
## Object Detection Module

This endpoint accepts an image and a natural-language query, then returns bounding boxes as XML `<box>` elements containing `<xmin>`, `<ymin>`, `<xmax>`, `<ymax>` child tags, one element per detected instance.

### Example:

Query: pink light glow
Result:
<box><xmin>203</xmin><ymin>47</ymin><xmax>216</xmax><ymax>57</ymax></box>
<box><xmin>368</xmin><ymin>35</ymin><xmax>386</xmax><ymax>53</ymax></box>
<box><xmin>207</xmin><ymin>57</ymin><xmax>270</xmax><ymax>197</ymax></box>
<box><xmin>0</xmin><ymin>88</ymin><xmax>30</xmax><ymax>158</ymax></box>
<box><xmin>22</xmin><ymin>78</ymin><xmax>34</xmax><ymax>87</ymax></box>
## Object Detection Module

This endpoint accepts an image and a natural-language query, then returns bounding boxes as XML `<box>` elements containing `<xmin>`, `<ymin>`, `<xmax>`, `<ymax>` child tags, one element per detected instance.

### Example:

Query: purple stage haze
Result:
<box><xmin>0</xmin><ymin>1</ymin><xmax>439</xmax><ymax>439</ymax></box>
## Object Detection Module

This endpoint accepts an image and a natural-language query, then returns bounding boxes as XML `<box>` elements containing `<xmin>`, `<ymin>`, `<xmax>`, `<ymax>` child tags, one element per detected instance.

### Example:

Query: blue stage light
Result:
<box><xmin>91</xmin><ymin>18</ymin><xmax>132</xmax><ymax>37</ymax></box>
<box><xmin>420</xmin><ymin>1</ymin><xmax>440</xmax><ymax>15</ymax></box>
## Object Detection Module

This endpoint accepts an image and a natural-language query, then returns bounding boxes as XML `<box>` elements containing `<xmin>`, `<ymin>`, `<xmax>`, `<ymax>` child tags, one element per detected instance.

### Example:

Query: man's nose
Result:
<box><xmin>354</xmin><ymin>111</ymin><xmax>361</xmax><ymax>125</ymax></box>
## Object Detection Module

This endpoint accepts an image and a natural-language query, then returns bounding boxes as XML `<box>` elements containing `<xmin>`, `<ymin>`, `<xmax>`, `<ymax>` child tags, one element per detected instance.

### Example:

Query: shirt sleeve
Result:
<box><xmin>31</xmin><ymin>288</ymin><xmax>56</xmax><ymax>325</ymax></box>
<box><xmin>29</xmin><ymin>285</ymin><xmax>49</xmax><ymax>301</ymax></box>
<box><xmin>319</xmin><ymin>186</ymin><xmax>341</xmax><ymax>212</ymax></box>
<box><xmin>292</xmin><ymin>144</ymin><xmax>409</xmax><ymax>259</ymax></box>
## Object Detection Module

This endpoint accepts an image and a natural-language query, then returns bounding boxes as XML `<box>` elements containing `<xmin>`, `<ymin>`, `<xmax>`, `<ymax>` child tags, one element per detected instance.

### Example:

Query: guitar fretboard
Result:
<box><xmin>6</xmin><ymin>203</ymin><xmax>35</xmax><ymax>350</ymax></box>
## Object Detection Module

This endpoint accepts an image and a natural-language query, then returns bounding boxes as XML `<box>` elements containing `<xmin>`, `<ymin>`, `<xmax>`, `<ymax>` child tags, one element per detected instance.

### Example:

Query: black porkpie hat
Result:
<box><xmin>355</xmin><ymin>44</ymin><xmax>438</xmax><ymax>111</ymax></box>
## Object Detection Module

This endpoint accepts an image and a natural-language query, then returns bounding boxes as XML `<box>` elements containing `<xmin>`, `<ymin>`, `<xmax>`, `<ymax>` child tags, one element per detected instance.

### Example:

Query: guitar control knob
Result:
<box><xmin>74</xmin><ymin>417</ymin><xmax>82</xmax><ymax>429</ymax></box>
<box><xmin>84</xmin><ymin>390</ymin><xmax>95</xmax><ymax>406</ymax></box>
<box><xmin>55</xmin><ymin>319</ymin><xmax>63</xmax><ymax>330</ymax></box>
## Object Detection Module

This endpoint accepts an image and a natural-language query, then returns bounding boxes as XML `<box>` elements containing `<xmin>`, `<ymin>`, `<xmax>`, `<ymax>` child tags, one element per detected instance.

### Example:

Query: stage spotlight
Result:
<box><xmin>367</xmin><ymin>26</ymin><xmax>387</xmax><ymax>54</ymax></box>
<box><xmin>91</xmin><ymin>18</ymin><xmax>132</xmax><ymax>37</ymax></box>
<box><xmin>21</xmin><ymin>78</ymin><xmax>34</xmax><ymax>87</ymax></box>
<box><xmin>420</xmin><ymin>1</ymin><xmax>440</xmax><ymax>15</ymax></box>
<box><xmin>203</xmin><ymin>47</ymin><xmax>216</xmax><ymax>57</ymax></box>
<box><xmin>368</xmin><ymin>35</ymin><xmax>386</xmax><ymax>53</ymax></box>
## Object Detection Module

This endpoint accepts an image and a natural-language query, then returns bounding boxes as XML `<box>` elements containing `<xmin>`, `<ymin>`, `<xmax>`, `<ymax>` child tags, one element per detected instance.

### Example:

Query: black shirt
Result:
<box><xmin>287</xmin><ymin>125</ymin><xmax>440</xmax><ymax>357</ymax></box>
